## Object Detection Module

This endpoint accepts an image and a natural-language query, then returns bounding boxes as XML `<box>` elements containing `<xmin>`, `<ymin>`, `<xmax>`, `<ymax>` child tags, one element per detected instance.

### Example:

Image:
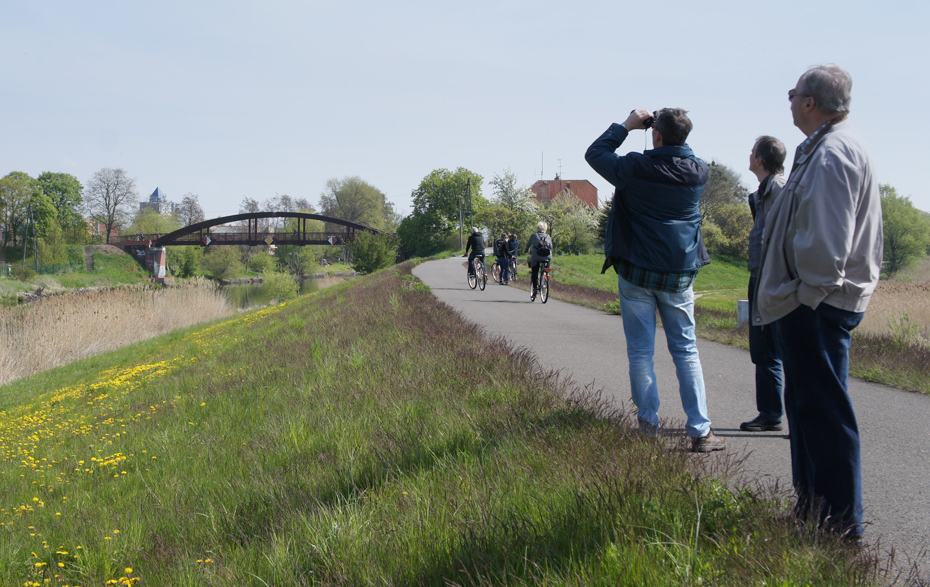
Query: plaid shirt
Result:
<box><xmin>616</xmin><ymin>258</ymin><xmax>696</xmax><ymax>293</ymax></box>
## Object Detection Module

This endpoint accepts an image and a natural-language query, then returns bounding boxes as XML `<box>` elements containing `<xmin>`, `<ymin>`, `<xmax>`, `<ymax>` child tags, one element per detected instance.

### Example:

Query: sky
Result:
<box><xmin>3</xmin><ymin>0</ymin><xmax>929</xmax><ymax>222</ymax></box>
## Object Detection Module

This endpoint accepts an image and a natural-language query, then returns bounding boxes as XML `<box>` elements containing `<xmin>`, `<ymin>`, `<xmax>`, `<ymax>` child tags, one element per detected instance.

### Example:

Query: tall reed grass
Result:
<box><xmin>0</xmin><ymin>278</ymin><xmax>232</xmax><ymax>386</ymax></box>
<box><xmin>857</xmin><ymin>281</ymin><xmax>930</xmax><ymax>344</ymax></box>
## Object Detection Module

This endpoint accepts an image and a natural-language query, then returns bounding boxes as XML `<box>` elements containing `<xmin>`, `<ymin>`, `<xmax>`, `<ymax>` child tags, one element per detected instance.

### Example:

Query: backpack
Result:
<box><xmin>536</xmin><ymin>235</ymin><xmax>551</xmax><ymax>256</ymax></box>
<box><xmin>494</xmin><ymin>238</ymin><xmax>507</xmax><ymax>257</ymax></box>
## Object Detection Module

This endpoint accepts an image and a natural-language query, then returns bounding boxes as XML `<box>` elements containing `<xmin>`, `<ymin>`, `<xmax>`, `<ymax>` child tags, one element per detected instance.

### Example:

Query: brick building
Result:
<box><xmin>529</xmin><ymin>176</ymin><xmax>599</xmax><ymax>208</ymax></box>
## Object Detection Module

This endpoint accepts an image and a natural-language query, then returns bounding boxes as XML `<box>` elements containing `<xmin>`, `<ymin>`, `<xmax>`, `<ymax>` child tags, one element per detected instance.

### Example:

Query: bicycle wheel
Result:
<box><xmin>491</xmin><ymin>263</ymin><xmax>501</xmax><ymax>283</ymax></box>
<box><xmin>509</xmin><ymin>259</ymin><xmax>517</xmax><ymax>281</ymax></box>
<box><xmin>540</xmin><ymin>271</ymin><xmax>550</xmax><ymax>303</ymax></box>
<box><xmin>478</xmin><ymin>261</ymin><xmax>487</xmax><ymax>290</ymax></box>
<box><xmin>467</xmin><ymin>263</ymin><xmax>477</xmax><ymax>289</ymax></box>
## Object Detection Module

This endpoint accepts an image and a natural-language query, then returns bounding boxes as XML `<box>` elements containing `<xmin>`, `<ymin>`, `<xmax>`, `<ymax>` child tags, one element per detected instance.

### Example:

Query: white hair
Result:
<box><xmin>536</xmin><ymin>221</ymin><xmax>548</xmax><ymax>233</ymax></box>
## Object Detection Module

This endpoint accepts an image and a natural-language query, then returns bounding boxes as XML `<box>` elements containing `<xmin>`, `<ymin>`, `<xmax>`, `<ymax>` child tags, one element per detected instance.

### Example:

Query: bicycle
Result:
<box><xmin>509</xmin><ymin>256</ymin><xmax>518</xmax><ymax>281</ymax></box>
<box><xmin>491</xmin><ymin>261</ymin><xmax>502</xmax><ymax>284</ymax></box>
<box><xmin>467</xmin><ymin>256</ymin><xmax>487</xmax><ymax>290</ymax></box>
<box><xmin>531</xmin><ymin>259</ymin><xmax>550</xmax><ymax>303</ymax></box>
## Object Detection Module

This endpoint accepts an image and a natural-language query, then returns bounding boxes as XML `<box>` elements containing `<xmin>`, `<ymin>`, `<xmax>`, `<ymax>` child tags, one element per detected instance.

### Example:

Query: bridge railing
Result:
<box><xmin>113</xmin><ymin>231</ymin><xmax>355</xmax><ymax>246</ymax></box>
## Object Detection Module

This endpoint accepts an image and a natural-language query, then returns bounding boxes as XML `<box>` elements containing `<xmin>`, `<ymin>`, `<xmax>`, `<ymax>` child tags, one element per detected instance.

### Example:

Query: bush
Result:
<box><xmin>261</xmin><ymin>270</ymin><xmax>299</xmax><ymax>303</ymax></box>
<box><xmin>11</xmin><ymin>266</ymin><xmax>37</xmax><ymax>281</ymax></box>
<box><xmin>347</xmin><ymin>232</ymin><xmax>397</xmax><ymax>274</ymax></box>
<box><xmin>200</xmin><ymin>246</ymin><xmax>242</xmax><ymax>280</ymax></box>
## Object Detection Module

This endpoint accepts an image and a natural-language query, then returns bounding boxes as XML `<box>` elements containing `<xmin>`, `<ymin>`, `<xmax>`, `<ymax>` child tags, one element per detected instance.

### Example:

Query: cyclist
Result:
<box><xmin>525</xmin><ymin>221</ymin><xmax>553</xmax><ymax>300</ymax></box>
<box><xmin>464</xmin><ymin>227</ymin><xmax>485</xmax><ymax>277</ymax></box>
<box><xmin>508</xmin><ymin>233</ymin><xmax>520</xmax><ymax>278</ymax></box>
<box><xmin>493</xmin><ymin>233</ymin><xmax>510</xmax><ymax>285</ymax></box>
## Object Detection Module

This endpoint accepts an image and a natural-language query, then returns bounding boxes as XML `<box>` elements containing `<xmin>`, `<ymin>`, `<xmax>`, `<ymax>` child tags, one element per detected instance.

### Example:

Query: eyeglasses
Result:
<box><xmin>788</xmin><ymin>90</ymin><xmax>810</xmax><ymax>102</ymax></box>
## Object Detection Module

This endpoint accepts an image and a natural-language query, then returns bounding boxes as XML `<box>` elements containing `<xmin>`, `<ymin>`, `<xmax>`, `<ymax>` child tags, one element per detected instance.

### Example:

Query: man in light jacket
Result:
<box><xmin>754</xmin><ymin>64</ymin><xmax>883</xmax><ymax>540</ymax></box>
<box><xmin>740</xmin><ymin>136</ymin><xmax>787</xmax><ymax>433</ymax></box>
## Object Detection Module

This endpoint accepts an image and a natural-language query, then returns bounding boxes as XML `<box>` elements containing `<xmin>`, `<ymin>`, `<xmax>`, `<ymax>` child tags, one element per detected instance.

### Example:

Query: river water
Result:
<box><xmin>221</xmin><ymin>279</ymin><xmax>322</xmax><ymax>309</ymax></box>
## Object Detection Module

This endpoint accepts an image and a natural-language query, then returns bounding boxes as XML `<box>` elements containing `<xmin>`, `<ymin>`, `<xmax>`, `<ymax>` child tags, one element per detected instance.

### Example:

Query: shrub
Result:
<box><xmin>261</xmin><ymin>270</ymin><xmax>299</xmax><ymax>303</ymax></box>
<box><xmin>200</xmin><ymin>246</ymin><xmax>242</xmax><ymax>280</ymax></box>
<box><xmin>10</xmin><ymin>266</ymin><xmax>37</xmax><ymax>281</ymax></box>
<box><xmin>347</xmin><ymin>232</ymin><xmax>397</xmax><ymax>274</ymax></box>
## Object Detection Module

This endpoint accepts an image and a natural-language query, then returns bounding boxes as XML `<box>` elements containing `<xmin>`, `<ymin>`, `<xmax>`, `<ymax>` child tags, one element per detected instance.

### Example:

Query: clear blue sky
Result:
<box><xmin>3</xmin><ymin>0</ymin><xmax>928</xmax><ymax>220</ymax></box>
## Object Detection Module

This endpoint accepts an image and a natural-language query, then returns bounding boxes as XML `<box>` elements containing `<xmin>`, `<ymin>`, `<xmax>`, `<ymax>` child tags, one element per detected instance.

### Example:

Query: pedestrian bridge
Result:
<box><xmin>109</xmin><ymin>211</ymin><xmax>383</xmax><ymax>280</ymax></box>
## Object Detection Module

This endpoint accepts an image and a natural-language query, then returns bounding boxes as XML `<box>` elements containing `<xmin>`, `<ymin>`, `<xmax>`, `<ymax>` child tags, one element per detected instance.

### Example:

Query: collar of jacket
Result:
<box><xmin>644</xmin><ymin>144</ymin><xmax>696</xmax><ymax>159</ymax></box>
<box><xmin>792</xmin><ymin>118</ymin><xmax>847</xmax><ymax>170</ymax></box>
<box><xmin>757</xmin><ymin>173</ymin><xmax>783</xmax><ymax>201</ymax></box>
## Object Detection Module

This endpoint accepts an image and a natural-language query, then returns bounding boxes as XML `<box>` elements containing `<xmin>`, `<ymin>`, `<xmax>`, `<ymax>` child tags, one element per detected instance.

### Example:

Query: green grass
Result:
<box><xmin>0</xmin><ymin>246</ymin><xmax>150</xmax><ymax>300</ymax></box>
<box><xmin>0</xmin><ymin>263</ymin><xmax>890</xmax><ymax>586</ymax></box>
<box><xmin>550</xmin><ymin>252</ymin><xmax>749</xmax><ymax>307</ymax></box>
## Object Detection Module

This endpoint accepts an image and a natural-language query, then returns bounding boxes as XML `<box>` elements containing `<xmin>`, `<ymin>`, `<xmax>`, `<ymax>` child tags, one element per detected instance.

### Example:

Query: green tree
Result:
<box><xmin>36</xmin><ymin>172</ymin><xmax>85</xmax><ymax>243</ymax></box>
<box><xmin>700</xmin><ymin>161</ymin><xmax>749</xmax><ymax>218</ymax></box>
<box><xmin>167</xmin><ymin>246</ymin><xmax>203</xmax><ymax>278</ymax></box>
<box><xmin>200</xmin><ymin>246</ymin><xmax>243</xmax><ymax>281</ymax></box>
<box><xmin>699</xmin><ymin>162</ymin><xmax>752</xmax><ymax>261</ymax></box>
<box><xmin>37</xmin><ymin>218</ymin><xmax>69</xmax><ymax>266</ymax></box>
<box><xmin>397</xmin><ymin>168</ymin><xmax>485</xmax><ymax>256</ymax></box>
<box><xmin>484</xmin><ymin>170</ymin><xmax>539</xmax><ymax>242</ymax></box>
<box><xmin>539</xmin><ymin>191</ymin><xmax>598</xmax><ymax>254</ymax></box>
<box><xmin>596</xmin><ymin>197</ymin><xmax>612</xmax><ymax>243</ymax></box>
<box><xmin>128</xmin><ymin>208</ymin><xmax>181</xmax><ymax>235</ymax></box>
<box><xmin>85</xmin><ymin>168</ymin><xmax>138</xmax><ymax>243</ymax></box>
<box><xmin>709</xmin><ymin>202</ymin><xmax>752</xmax><ymax>260</ymax></box>
<box><xmin>0</xmin><ymin>171</ymin><xmax>38</xmax><ymax>247</ymax></box>
<box><xmin>346</xmin><ymin>231</ymin><xmax>397</xmax><ymax>274</ymax></box>
<box><xmin>278</xmin><ymin>246</ymin><xmax>318</xmax><ymax>278</ymax></box>
<box><xmin>319</xmin><ymin>176</ymin><xmax>392</xmax><ymax>231</ymax></box>
<box><xmin>247</xmin><ymin>249</ymin><xmax>274</xmax><ymax>273</ymax></box>
<box><xmin>881</xmin><ymin>184</ymin><xmax>930</xmax><ymax>277</ymax></box>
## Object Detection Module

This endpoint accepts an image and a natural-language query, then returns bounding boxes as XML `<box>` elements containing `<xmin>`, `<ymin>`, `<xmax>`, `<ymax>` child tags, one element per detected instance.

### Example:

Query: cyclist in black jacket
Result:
<box><xmin>464</xmin><ymin>227</ymin><xmax>485</xmax><ymax>276</ymax></box>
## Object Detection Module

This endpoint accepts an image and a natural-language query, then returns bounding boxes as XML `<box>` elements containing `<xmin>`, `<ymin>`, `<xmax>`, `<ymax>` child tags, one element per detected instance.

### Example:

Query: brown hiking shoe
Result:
<box><xmin>691</xmin><ymin>430</ymin><xmax>726</xmax><ymax>453</ymax></box>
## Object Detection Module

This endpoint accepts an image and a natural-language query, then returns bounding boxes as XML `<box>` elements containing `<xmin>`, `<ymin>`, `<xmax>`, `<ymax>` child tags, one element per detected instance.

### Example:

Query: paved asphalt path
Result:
<box><xmin>414</xmin><ymin>254</ymin><xmax>929</xmax><ymax>567</ymax></box>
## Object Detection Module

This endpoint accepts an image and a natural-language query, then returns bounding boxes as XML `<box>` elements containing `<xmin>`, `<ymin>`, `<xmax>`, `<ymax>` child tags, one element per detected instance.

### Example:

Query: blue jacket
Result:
<box><xmin>585</xmin><ymin>123</ymin><xmax>710</xmax><ymax>273</ymax></box>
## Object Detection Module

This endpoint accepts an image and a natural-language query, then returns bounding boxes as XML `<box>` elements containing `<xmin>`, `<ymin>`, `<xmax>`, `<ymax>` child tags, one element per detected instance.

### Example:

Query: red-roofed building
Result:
<box><xmin>529</xmin><ymin>176</ymin><xmax>599</xmax><ymax>208</ymax></box>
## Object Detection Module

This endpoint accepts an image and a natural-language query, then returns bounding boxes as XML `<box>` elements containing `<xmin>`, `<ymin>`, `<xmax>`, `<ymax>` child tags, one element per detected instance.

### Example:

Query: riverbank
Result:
<box><xmin>0</xmin><ymin>263</ymin><xmax>891</xmax><ymax>586</ymax></box>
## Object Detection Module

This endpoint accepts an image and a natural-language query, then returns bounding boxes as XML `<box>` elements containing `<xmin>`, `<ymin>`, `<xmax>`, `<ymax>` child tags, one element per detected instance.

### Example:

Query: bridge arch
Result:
<box><xmin>151</xmin><ymin>211</ymin><xmax>381</xmax><ymax>247</ymax></box>
<box><xmin>110</xmin><ymin>212</ymin><xmax>386</xmax><ymax>281</ymax></box>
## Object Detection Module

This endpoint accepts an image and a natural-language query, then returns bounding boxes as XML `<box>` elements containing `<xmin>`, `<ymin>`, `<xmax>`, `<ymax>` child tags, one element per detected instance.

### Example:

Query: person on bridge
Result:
<box><xmin>524</xmin><ymin>221</ymin><xmax>553</xmax><ymax>300</ymax></box>
<box><xmin>585</xmin><ymin>107</ymin><xmax>725</xmax><ymax>453</ymax></box>
<box><xmin>754</xmin><ymin>64</ymin><xmax>882</xmax><ymax>540</ymax></box>
<box><xmin>464</xmin><ymin>227</ymin><xmax>485</xmax><ymax>277</ymax></box>
<box><xmin>740</xmin><ymin>136</ymin><xmax>787</xmax><ymax>433</ymax></box>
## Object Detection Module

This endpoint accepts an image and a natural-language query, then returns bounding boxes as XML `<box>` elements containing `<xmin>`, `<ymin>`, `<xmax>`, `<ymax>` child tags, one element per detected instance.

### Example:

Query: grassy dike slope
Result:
<box><xmin>0</xmin><ymin>263</ymin><xmax>880</xmax><ymax>586</ymax></box>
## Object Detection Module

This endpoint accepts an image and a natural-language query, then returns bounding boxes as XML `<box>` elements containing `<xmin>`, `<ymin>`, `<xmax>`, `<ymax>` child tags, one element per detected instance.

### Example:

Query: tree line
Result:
<box><xmin>4</xmin><ymin>162</ymin><xmax>927</xmax><ymax>280</ymax></box>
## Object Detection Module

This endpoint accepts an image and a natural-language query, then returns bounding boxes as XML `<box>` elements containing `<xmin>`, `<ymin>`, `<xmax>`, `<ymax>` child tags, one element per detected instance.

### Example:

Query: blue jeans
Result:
<box><xmin>748</xmin><ymin>275</ymin><xmax>784</xmax><ymax>419</ymax></box>
<box><xmin>618</xmin><ymin>276</ymin><xmax>711</xmax><ymax>438</ymax></box>
<box><xmin>777</xmin><ymin>303</ymin><xmax>864</xmax><ymax>537</ymax></box>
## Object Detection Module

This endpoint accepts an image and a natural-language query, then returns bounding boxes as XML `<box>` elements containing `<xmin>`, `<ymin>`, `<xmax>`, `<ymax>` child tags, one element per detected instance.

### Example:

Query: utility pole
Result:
<box><xmin>23</xmin><ymin>203</ymin><xmax>30</xmax><ymax>268</ymax></box>
<box><xmin>465</xmin><ymin>178</ymin><xmax>473</xmax><ymax>229</ymax></box>
<box><xmin>32</xmin><ymin>203</ymin><xmax>38</xmax><ymax>272</ymax></box>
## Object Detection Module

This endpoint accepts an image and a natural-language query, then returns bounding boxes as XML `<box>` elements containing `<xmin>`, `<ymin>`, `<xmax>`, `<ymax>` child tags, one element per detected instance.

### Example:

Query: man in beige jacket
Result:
<box><xmin>754</xmin><ymin>64</ymin><xmax>883</xmax><ymax>540</ymax></box>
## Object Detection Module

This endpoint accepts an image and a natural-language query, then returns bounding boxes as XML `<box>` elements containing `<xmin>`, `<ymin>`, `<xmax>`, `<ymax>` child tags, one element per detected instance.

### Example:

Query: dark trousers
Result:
<box><xmin>496</xmin><ymin>256</ymin><xmax>510</xmax><ymax>282</ymax></box>
<box><xmin>777</xmin><ymin>303</ymin><xmax>864</xmax><ymax>537</ymax></box>
<box><xmin>748</xmin><ymin>275</ymin><xmax>784</xmax><ymax>419</ymax></box>
<box><xmin>530</xmin><ymin>262</ymin><xmax>541</xmax><ymax>290</ymax></box>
